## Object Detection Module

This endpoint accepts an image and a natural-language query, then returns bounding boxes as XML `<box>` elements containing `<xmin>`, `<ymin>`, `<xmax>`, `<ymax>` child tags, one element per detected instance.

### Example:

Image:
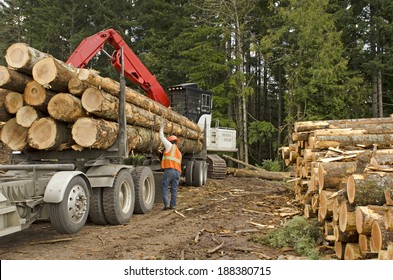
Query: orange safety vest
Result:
<box><xmin>161</xmin><ymin>144</ymin><xmax>182</xmax><ymax>173</ymax></box>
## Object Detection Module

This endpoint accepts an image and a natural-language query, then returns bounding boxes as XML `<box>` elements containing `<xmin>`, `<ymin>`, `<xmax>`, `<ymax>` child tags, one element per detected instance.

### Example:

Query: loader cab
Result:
<box><xmin>167</xmin><ymin>83</ymin><xmax>212</xmax><ymax>124</ymax></box>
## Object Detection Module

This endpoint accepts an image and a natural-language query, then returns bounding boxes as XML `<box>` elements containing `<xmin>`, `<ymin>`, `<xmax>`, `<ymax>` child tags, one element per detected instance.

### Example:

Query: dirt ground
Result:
<box><xmin>0</xmin><ymin>176</ymin><xmax>335</xmax><ymax>260</ymax></box>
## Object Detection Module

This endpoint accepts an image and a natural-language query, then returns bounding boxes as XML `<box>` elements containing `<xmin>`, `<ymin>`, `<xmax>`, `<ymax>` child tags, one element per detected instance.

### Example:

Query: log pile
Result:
<box><xmin>0</xmin><ymin>43</ymin><xmax>204</xmax><ymax>155</ymax></box>
<box><xmin>281</xmin><ymin>118</ymin><xmax>393</xmax><ymax>260</ymax></box>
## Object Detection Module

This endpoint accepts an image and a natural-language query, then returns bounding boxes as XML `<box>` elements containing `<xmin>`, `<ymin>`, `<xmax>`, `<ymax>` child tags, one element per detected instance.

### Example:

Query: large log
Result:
<box><xmin>355</xmin><ymin>205</ymin><xmax>387</xmax><ymax>235</ymax></box>
<box><xmin>0</xmin><ymin>66</ymin><xmax>32</xmax><ymax>92</ymax></box>
<box><xmin>28</xmin><ymin>117</ymin><xmax>73</xmax><ymax>150</ymax></box>
<box><xmin>32</xmin><ymin>57</ymin><xmax>77</xmax><ymax>92</ymax></box>
<box><xmin>347</xmin><ymin>173</ymin><xmax>393</xmax><ymax>205</ymax></box>
<box><xmin>71</xmin><ymin>117</ymin><xmax>203</xmax><ymax>155</ymax></box>
<box><xmin>0</xmin><ymin>118</ymin><xmax>28</xmax><ymax>150</ymax></box>
<box><xmin>5</xmin><ymin>43</ymin><xmax>49</xmax><ymax>74</ymax></box>
<box><xmin>77</xmin><ymin>69</ymin><xmax>203</xmax><ymax>133</ymax></box>
<box><xmin>295</xmin><ymin>117</ymin><xmax>393</xmax><ymax>133</ymax></box>
<box><xmin>0</xmin><ymin>89</ymin><xmax>14</xmax><ymax>121</ymax></box>
<box><xmin>318</xmin><ymin>161</ymin><xmax>357</xmax><ymax>190</ymax></box>
<box><xmin>81</xmin><ymin>87</ymin><xmax>201</xmax><ymax>140</ymax></box>
<box><xmin>4</xmin><ymin>91</ymin><xmax>23</xmax><ymax>114</ymax></box>
<box><xmin>232</xmin><ymin>168</ymin><xmax>291</xmax><ymax>181</ymax></box>
<box><xmin>23</xmin><ymin>80</ymin><xmax>56</xmax><ymax>111</ymax></box>
<box><xmin>16</xmin><ymin>106</ymin><xmax>42</xmax><ymax>128</ymax></box>
<box><xmin>48</xmin><ymin>93</ymin><xmax>87</xmax><ymax>122</ymax></box>
<box><xmin>312</xmin><ymin>131</ymin><xmax>393</xmax><ymax>149</ymax></box>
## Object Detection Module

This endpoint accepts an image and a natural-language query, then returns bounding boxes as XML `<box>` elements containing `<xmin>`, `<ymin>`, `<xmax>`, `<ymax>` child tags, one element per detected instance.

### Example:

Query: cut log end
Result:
<box><xmin>16</xmin><ymin>106</ymin><xmax>40</xmax><ymax>128</ymax></box>
<box><xmin>48</xmin><ymin>93</ymin><xmax>86</xmax><ymax>122</ymax></box>
<box><xmin>28</xmin><ymin>118</ymin><xmax>70</xmax><ymax>150</ymax></box>
<box><xmin>0</xmin><ymin>118</ymin><xmax>28</xmax><ymax>150</ymax></box>
<box><xmin>5</xmin><ymin>43</ymin><xmax>30</xmax><ymax>68</ymax></box>
<box><xmin>0</xmin><ymin>66</ymin><xmax>10</xmax><ymax>85</ymax></box>
<box><xmin>347</xmin><ymin>175</ymin><xmax>356</xmax><ymax>204</ymax></box>
<box><xmin>24</xmin><ymin>81</ymin><xmax>48</xmax><ymax>106</ymax></box>
<box><xmin>72</xmin><ymin>118</ymin><xmax>103</xmax><ymax>148</ymax></box>
<box><xmin>81</xmin><ymin>87</ymin><xmax>104</xmax><ymax>112</ymax></box>
<box><xmin>32</xmin><ymin>57</ymin><xmax>57</xmax><ymax>86</ymax></box>
<box><xmin>5</xmin><ymin>91</ymin><xmax>23</xmax><ymax>114</ymax></box>
<box><xmin>371</xmin><ymin>220</ymin><xmax>382</xmax><ymax>252</ymax></box>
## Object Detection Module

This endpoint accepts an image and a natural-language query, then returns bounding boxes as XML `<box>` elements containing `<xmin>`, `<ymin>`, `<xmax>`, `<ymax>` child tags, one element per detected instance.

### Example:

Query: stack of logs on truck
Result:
<box><xmin>0</xmin><ymin>43</ymin><xmax>203</xmax><ymax>160</ymax></box>
<box><xmin>281</xmin><ymin>118</ymin><xmax>393</xmax><ymax>260</ymax></box>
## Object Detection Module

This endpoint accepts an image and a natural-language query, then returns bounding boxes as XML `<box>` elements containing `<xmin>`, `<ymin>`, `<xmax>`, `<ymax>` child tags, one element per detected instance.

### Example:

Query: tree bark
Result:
<box><xmin>16</xmin><ymin>106</ymin><xmax>42</xmax><ymax>128</ymax></box>
<box><xmin>5</xmin><ymin>43</ymin><xmax>49</xmax><ymax>74</ymax></box>
<box><xmin>81</xmin><ymin>87</ymin><xmax>201</xmax><ymax>140</ymax></box>
<box><xmin>48</xmin><ymin>93</ymin><xmax>87</xmax><ymax>122</ymax></box>
<box><xmin>23</xmin><ymin>80</ymin><xmax>56</xmax><ymax>111</ymax></box>
<box><xmin>0</xmin><ymin>118</ymin><xmax>28</xmax><ymax>150</ymax></box>
<box><xmin>32</xmin><ymin>57</ymin><xmax>77</xmax><ymax>92</ymax></box>
<box><xmin>71</xmin><ymin>117</ymin><xmax>203</xmax><ymax>155</ymax></box>
<box><xmin>347</xmin><ymin>173</ymin><xmax>393</xmax><ymax>205</ymax></box>
<box><xmin>4</xmin><ymin>91</ymin><xmax>23</xmax><ymax>114</ymax></box>
<box><xmin>0</xmin><ymin>66</ymin><xmax>32</xmax><ymax>92</ymax></box>
<box><xmin>28</xmin><ymin>117</ymin><xmax>73</xmax><ymax>150</ymax></box>
<box><xmin>77</xmin><ymin>69</ymin><xmax>202</xmax><ymax>133</ymax></box>
<box><xmin>0</xmin><ymin>89</ymin><xmax>14</xmax><ymax>121</ymax></box>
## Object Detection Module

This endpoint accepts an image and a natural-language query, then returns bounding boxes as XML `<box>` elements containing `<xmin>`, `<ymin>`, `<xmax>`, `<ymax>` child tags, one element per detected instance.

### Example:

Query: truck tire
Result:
<box><xmin>185</xmin><ymin>161</ymin><xmax>194</xmax><ymax>186</ymax></box>
<box><xmin>49</xmin><ymin>175</ymin><xmax>89</xmax><ymax>234</ymax></box>
<box><xmin>89</xmin><ymin>188</ymin><xmax>108</xmax><ymax>225</ymax></box>
<box><xmin>193</xmin><ymin>161</ymin><xmax>204</xmax><ymax>187</ymax></box>
<box><xmin>103</xmin><ymin>169</ymin><xmax>135</xmax><ymax>225</ymax></box>
<box><xmin>132</xmin><ymin>166</ymin><xmax>155</xmax><ymax>214</ymax></box>
<box><xmin>202</xmin><ymin>161</ymin><xmax>208</xmax><ymax>185</ymax></box>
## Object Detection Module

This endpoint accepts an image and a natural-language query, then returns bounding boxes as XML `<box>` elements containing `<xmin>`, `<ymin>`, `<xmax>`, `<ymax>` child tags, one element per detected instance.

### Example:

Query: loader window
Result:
<box><xmin>201</xmin><ymin>94</ymin><xmax>211</xmax><ymax>113</ymax></box>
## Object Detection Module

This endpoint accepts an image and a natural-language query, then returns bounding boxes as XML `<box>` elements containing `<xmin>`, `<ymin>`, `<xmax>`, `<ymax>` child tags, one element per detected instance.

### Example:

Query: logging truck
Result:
<box><xmin>0</xmin><ymin>29</ymin><xmax>236</xmax><ymax>237</ymax></box>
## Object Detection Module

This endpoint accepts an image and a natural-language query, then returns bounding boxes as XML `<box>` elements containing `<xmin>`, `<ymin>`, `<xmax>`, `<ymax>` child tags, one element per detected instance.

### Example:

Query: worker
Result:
<box><xmin>159</xmin><ymin>122</ymin><xmax>182</xmax><ymax>210</ymax></box>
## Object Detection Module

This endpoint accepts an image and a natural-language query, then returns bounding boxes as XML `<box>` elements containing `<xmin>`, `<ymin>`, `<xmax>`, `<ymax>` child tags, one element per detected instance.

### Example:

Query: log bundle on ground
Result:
<box><xmin>281</xmin><ymin>118</ymin><xmax>393</xmax><ymax>260</ymax></box>
<box><xmin>0</xmin><ymin>43</ymin><xmax>204</xmax><ymax>156</ymax></box>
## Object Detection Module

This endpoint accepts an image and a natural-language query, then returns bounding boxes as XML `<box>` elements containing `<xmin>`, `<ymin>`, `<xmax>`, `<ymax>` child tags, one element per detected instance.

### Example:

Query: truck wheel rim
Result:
<box><xmin>120</xmin><ymin>181</ymin><xmax>132</xmax><ymax>213</ymax></box>
<box><xmin>67</xmin><ymin>184</ymin><xmax>88</xmax><ymax>223</ymax></box>
<box><xmin>143</xmin><ymin>178</ymin><xmax>153</xmax><ymax>204</ymax></box>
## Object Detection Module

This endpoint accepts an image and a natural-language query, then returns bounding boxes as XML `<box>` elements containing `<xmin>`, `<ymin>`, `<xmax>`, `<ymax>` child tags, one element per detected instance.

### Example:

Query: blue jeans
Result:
<box><xmin>162</xmin><ymin>168</ymin><xmax>180</xmax><ymax>208</ymax></box>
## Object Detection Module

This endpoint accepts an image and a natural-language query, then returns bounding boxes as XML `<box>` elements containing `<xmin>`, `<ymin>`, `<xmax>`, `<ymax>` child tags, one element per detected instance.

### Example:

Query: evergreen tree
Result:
<box><xmin>261</xmin><ymin>0</ymin><xmax>367</xmax><ymax>129</ymax></box>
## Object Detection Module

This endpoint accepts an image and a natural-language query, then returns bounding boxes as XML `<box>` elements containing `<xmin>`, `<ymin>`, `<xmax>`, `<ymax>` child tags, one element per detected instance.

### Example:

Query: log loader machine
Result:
<box><xmin>0</xmin><ymin>28</ymin><xmax>236</xmax><ymax>238</ymax></box>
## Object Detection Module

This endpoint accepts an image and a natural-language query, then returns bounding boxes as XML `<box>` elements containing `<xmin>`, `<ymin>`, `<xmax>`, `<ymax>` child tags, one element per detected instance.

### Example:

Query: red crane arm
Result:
<box><xmin>66</xmin><ymin>28</ymin><xmax>170</xmax><ymax>107</ymax></box>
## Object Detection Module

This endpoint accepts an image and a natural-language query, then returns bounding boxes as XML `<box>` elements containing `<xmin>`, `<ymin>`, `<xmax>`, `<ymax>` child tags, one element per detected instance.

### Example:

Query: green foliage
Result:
<box><xmin>248</xmin><ymin>121</ymin><xmax>276</xmax><ymax>145</ymax></box>
<box><xmin>255</xmin><ymin>216</ymin><xmax>322</xmax><ymax>259</ymax></box>
<box><xmin>261</xmin><ymin>159</ymin><xmax>281</xmax><ymax>172</ymax></box>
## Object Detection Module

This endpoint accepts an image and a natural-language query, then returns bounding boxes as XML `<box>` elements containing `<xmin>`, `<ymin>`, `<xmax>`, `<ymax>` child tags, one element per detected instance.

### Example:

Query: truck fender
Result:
<box><xmin>85</xmin><ymin>165</ymin><xmax>134</xmax><ymax>188</ymax></box>
<box><xmin>44</xmin><ymin>171</ymin><xmax>90</xmax><ymax>203</ymax></box>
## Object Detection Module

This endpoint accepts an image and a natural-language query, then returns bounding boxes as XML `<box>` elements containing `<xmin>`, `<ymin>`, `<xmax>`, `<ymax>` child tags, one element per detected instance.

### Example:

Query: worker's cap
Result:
<box><xmin>167</xmin><ymin>135</ymin><xmax>179</xmax><ymax>143</ymax></box>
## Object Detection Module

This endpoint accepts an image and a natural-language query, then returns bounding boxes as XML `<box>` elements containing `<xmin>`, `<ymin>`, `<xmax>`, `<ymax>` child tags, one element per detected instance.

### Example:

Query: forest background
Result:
<box><xmin>1</xmin><ymin>0</ymin><xmax>393</xmax><ymax>167</ymax></box>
